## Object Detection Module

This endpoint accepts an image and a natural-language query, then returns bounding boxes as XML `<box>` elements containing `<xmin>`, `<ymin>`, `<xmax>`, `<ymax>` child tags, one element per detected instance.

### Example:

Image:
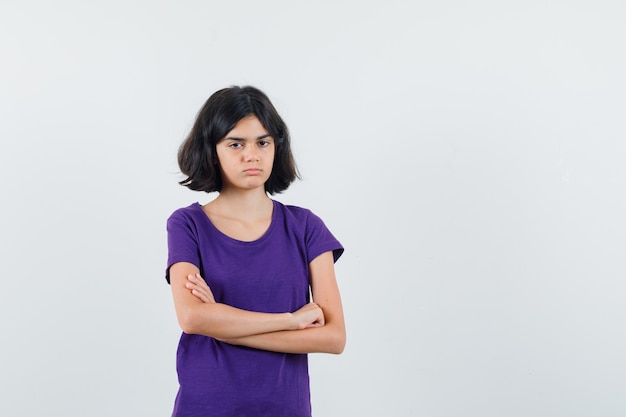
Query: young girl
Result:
<box><xmin>165</xmin><ymin>86</ymin><xmax>346</xmax><ymax>416</ymax></box>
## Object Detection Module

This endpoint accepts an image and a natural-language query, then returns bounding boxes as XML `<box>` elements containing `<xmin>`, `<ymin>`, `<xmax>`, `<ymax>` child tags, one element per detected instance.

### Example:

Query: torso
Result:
<box><xmin>166</xmin><ymin>200</ymin><xmax>343</xmax><ymax>417</ymax></box>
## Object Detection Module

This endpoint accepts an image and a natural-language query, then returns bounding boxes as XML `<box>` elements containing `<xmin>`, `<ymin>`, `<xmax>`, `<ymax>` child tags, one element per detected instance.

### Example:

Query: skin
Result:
<box><xmin>169</xmin><ymin>115</ymin><xmax>346</xmax><ymax>354</ymax></box>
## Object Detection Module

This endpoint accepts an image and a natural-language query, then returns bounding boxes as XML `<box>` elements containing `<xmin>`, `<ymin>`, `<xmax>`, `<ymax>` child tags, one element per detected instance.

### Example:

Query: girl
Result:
<box><xmin>165</xmin><ymin>86</ymin><xmax>346</xmax><ymax>416</ymax></box>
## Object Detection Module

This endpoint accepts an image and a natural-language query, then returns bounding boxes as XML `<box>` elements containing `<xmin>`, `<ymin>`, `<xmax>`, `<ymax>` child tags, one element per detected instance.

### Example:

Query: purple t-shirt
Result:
<box><xmin>165</xmin><ymin>200</ymin><xmax>343</xmax><ymax>417</ymax></box>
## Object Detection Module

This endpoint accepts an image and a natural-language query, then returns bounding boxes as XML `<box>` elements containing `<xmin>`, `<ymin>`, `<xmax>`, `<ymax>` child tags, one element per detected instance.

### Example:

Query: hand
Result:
<box><xmin>185</xmin><ymin>273</ymin><xmax>216</xmax><ymax>304</ymax></box>
<box><xmin>291</xmin><ymin>302</ymin><xmax>325</xmax><ymax>330</ymax></box>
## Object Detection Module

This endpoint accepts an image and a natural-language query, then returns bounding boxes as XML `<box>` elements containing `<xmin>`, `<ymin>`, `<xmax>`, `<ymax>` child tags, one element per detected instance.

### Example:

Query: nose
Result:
<box><xmin>243</xmin><ymin>146</ymin><xmax>260</xmax><ymax>162</ymax></box>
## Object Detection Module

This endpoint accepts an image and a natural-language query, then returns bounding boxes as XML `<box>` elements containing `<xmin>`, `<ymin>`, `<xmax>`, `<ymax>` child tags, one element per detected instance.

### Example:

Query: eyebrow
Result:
<box><xmin>223</xmin><ymin>134</ymin><xmax>272</xmax><ymax>142</ymax></box>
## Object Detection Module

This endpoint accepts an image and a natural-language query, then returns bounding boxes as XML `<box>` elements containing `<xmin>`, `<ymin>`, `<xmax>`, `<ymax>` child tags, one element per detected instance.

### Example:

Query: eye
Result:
<box><xmin>258</xmin><ymin>139</ymin><xmax>272</xmax><ymax>147</ymax></box>
<box><xmin>228</xmin><ymin>142</ymin><xmax>243</xmax><ymax>149</ymax></box>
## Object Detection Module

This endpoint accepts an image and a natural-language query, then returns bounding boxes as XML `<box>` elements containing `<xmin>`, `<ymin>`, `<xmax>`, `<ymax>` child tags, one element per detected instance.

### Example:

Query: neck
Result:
<box><xmin>212</xmin><ymin>188</ymin><xmax>273</xmax><ymax>219</ymax></box>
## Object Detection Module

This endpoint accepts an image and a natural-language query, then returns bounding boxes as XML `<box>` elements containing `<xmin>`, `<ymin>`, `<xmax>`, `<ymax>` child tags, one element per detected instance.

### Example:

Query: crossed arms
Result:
<box><xmin>169</xmin><ymin>251</ymin><xmax>346</xmax><ymax>354</ymax></box>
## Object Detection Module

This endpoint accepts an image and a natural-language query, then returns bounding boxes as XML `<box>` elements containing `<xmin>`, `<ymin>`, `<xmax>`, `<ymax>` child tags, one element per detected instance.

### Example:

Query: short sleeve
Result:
<box><xmin>305</xmin><ymin>211</ymin><xmax>344</xmax><ymax>264</ymax></box>
<box><xmin>165</xmin><ymin>208</ymin><xmax>201</xmax><ymax>284</ymax></box>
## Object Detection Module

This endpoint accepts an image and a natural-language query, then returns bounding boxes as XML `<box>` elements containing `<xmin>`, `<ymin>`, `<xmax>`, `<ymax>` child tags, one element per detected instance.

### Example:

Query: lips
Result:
<box><xmin>244</xmin><ymin>168</ymin><xmax>262</xmax><ymax>175</ymax></box>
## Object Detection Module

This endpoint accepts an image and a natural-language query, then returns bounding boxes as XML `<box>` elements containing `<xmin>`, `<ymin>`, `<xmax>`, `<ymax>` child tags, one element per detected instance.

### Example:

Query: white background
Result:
<box><xmin>1</xmin><ymin>1</ymin><xmax>625</xmax><ymax>416</ymax></box>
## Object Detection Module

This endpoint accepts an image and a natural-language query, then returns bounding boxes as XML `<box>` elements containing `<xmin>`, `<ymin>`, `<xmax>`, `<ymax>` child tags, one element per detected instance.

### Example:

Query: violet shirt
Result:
<box><xmin>166</xmin><ymin>200</ymin><xmax>343</xmax><ymax>417</ymax></box>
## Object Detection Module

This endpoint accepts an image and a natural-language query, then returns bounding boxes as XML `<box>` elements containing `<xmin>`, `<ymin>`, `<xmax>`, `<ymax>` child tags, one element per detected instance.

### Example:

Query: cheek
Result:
<box><xmin>267</xmin><ymin>147</ymin><xmax>276</xmax><ymax>162</ymax></box>
<box><xmin>216</xmin><ymin>150</ymin><xmax>234</xmax><ymax>167</ymax></box>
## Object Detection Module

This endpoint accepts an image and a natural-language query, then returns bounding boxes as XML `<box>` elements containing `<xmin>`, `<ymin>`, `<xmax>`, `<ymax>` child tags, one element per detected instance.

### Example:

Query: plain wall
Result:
<box><xmin>1</xmin><ymin>1</ymin><xmax>625</xmax><ymax>416</ymax></box>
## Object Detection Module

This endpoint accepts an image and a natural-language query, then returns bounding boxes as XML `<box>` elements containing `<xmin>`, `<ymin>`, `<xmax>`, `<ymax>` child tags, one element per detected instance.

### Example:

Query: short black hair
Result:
<box><xmin>177</xmin><ymin>85</ymin><xmax>299</xmax><ymax>194</ymax></box>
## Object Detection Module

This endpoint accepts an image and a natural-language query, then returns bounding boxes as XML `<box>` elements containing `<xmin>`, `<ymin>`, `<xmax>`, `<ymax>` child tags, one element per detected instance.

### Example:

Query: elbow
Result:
<box><xmin>178</xmin><ymin>317</ymin><xmax>197</xmax><ymax>335</ymax></box>
<box><xmin>328</xmin><ymin>330</ymin><xmax>346</xmax><ymax>354</ymax></box>
<box><xmin>177</xmin><ymin>308</ymin><xmax>203</xmax><ymax>335</ymax></box>
<box><xmin>330</xmin><ymin>343</ymin><xmax>345</xmax><ymax>355</ymax></box>
<box><xmin>335</xmin><ymin>335</ymin><xmax>346</xmax><ymax>354</ymax></box>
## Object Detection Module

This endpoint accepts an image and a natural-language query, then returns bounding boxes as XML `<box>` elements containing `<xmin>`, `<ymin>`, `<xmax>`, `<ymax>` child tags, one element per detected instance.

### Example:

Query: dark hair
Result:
<box><xmin>178</xmin><ymin>85</ymin><xmax>299</xmax><ymax>194</ymax></box>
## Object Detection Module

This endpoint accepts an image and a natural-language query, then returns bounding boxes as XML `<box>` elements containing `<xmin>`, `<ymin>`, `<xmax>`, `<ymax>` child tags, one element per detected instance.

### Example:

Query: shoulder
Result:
<box><xmin>167</xmin><ymin>203</ymin><xmax>204</xmax><ymax>228</ymax></box>
<box><xmin>273</xmin><ymin>200</ymin><xmax>344</xmax><ymax>262</ymax></box>
<box><xmin>273</xmin><ymin>200</ymin><xmax>330</xmax><ymax>235</ymax></box>
<box><xmin>274</xmin><ymin>200</ymin><xmax>320</xmax><ymax>224</ymax></box>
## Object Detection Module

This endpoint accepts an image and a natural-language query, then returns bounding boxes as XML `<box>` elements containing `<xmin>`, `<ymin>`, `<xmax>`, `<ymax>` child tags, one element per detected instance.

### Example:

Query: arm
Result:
<box><xmin>216</xmin><ymin>251</ymin><xmax>346</xmax><ymax>354</ymax></box>
<box><xmin>169</xmin><ymin>261</ymin><xmax>324</xmax><ymax>339</ymax></box>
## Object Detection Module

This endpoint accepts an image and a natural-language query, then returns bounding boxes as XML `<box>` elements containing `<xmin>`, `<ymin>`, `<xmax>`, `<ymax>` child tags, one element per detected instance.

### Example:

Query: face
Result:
<box><xmin>216</xmin><ymin>115</ymin><xmax>275</xmax><ymax>192</ymax></box>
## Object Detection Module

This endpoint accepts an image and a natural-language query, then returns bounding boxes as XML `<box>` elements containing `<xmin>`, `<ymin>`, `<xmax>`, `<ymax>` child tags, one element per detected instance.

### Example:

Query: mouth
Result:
<box><xmin>244</xmin><ymin>168</ymin><xmax>262</xmax><ymax>175</ymax></box>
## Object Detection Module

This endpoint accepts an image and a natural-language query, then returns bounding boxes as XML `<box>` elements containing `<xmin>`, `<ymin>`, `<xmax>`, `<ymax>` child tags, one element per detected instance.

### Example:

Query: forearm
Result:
<box><xmin>175</xmin><ymin>266</ymin><xmax>324</xmax><ymax>339</ymax></box>
<box><xmin>223</xmin><ymin>322</ymin><xmax>346</xmax><ymax>354</ymax></box>
<box><xmin>179</xmin><ymin>302</ymin><xmax>295</xmax><ymax>339</ymax></box>
<box><xmin>171</xmin><ymin>263</ymin><xmax>305</xmax><ymax>339</ymax></box>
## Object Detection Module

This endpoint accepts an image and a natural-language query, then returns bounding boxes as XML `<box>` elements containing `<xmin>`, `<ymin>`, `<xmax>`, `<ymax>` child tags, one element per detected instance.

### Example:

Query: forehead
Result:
<box><xmin>226</xmin><ymin>115</ymin><xmax>269</xmax><ymax>137</ymax></box>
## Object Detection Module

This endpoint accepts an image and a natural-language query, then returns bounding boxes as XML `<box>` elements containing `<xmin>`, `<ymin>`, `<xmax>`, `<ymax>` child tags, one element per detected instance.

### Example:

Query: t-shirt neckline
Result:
<box><xmin>192</xmin><ymin>200</ymin><xmax>278</xmax><ymax>245</ymax></box>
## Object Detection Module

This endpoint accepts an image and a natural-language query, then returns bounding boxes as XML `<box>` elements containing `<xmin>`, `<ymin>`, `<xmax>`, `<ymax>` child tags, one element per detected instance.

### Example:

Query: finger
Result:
<box><xmin>317</xmin><ymin>309</ymin><xmax>325</xmax><ymax>326</ymax></box>
<box><xmin>191</xmin><ymin>274</ymin><xmax>211</xmax><ymax>291</ymax></box>
<box><xmin>186</xmin><ymin>281</ymin><xmax>207</xmax><ymax>293</ymax></box>
<box><xmin>191</xmin><ymin>289</ymin><xmax>209</xmax><ymax>303</ymax></box>
<box><xmin>188</xmin><ymin>283</ymin><xmax>216</xmax><ymax>303</ymax></box>
<box><xmin>186</xmin><ymin>282</ymin><xmax>207</xmax><ymax>296</ymax></box>
<box><xmin>188</xmin><ymin>273</ymin><xmax>206</xmax><ymax>282</ymax></box>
